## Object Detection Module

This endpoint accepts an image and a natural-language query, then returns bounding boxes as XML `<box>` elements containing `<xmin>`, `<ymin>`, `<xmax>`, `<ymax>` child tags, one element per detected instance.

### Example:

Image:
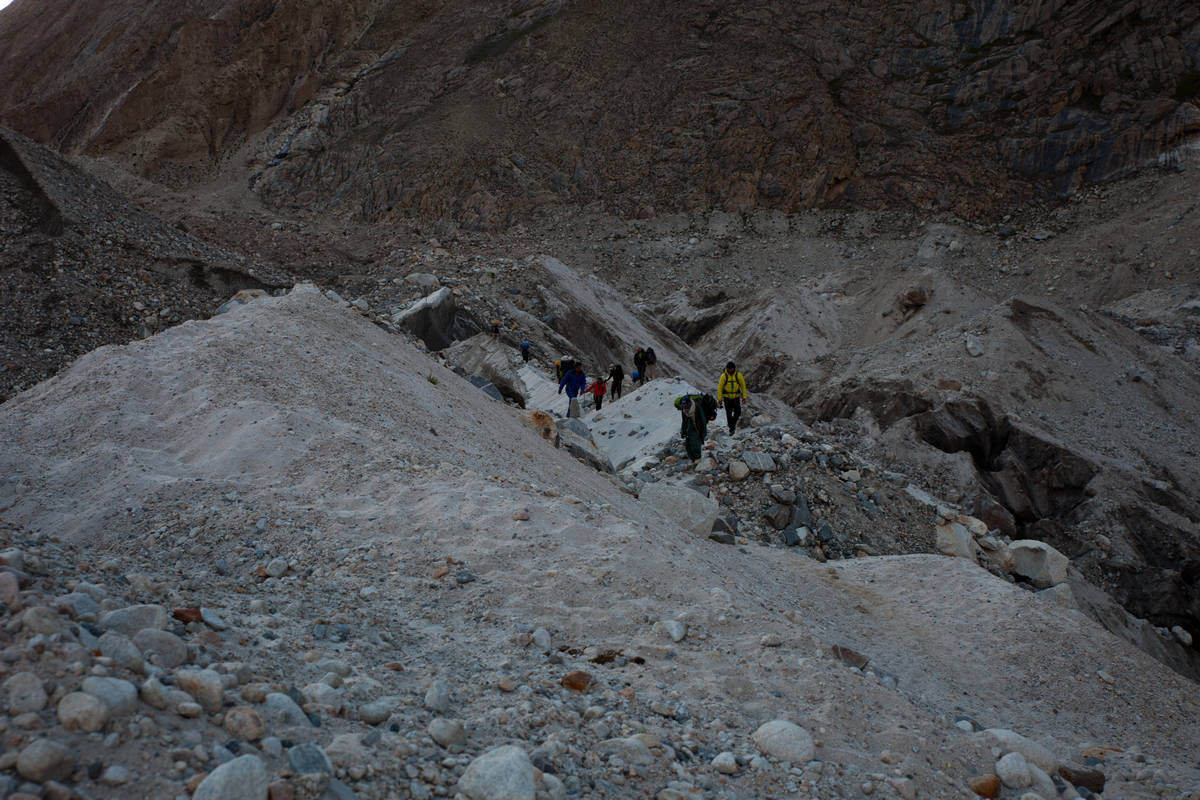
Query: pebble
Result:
<box><xmin>265</xmin><ymin>558</ymin><xmax>289</xmax><ymax>578</ymax></box>
<box><xmin>561</xmin><ymin>670</ymin><xmax>591</xmax><ymax>692</ymax></box>
<box><xmin>967</xmin><ymin>774</ymin><xmax>1001</xmax><ymax>798</ymax></box>
<box><xmin>711</xmin><ymin>751</ymin><xmax>738</xmax><ymax>773</ymax></box>
<box><xmin>531</xmin><ymin>627</ymin><xmax>552</xmax><ymax>650</ymax></box>
<box><xmin>99</xmin><ymin>765</ymin><xmax>131</xmax><ymax>786</ymax></box>
<box><xmin>655</xmin><ymin>619</ymin><xmax>687</xmax><ymax>642</ymax></box>
<box><xmin>359</xmin><ymin>697</ymin><xmax>397</xmax><ymax>725</ymax></box>
<box><xmin>424</xmin><ymin>679</ymin><xmax>450</xmax><ymax>713</ymax></box>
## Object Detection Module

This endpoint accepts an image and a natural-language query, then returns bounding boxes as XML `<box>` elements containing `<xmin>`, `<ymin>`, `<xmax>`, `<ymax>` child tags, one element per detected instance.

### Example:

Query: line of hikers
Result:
<box><xmin>555</xmin><ymin>346</ymin><xmax>662</xmax><ymax>418</ymax></box>
<box><xmin>555</xmin><ymin>349</ymin><xmax>751</xmax><ymax>462</ymax></box>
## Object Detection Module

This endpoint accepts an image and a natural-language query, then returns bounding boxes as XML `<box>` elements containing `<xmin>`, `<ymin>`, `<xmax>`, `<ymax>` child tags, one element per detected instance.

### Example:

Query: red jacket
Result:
<box><xmin>585</xmin><ymin>379</ymin><xmax>607</xmax><ymax>397</ymax></box>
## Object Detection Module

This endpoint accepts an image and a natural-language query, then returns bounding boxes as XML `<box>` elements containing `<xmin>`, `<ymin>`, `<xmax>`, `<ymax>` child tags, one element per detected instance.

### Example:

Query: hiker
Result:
<box><xmin>608</xmin><ymin>363</ymin><xmax>625</xmax><ymax>400</ymax></box>
<box><xmin>558</xmin><ymin>362</ymin><xmax>587</xmax><ymax>418</ymax></box>
<box><xmin>584</xmin><ymin>373</ymin><xmax>608</xmax><ymax>411</ymax></box>
<box><xmin>644</xmin><ymin>346</ymin><xmax>658</xmax><ymax>380</ymax></box>
<box><xmin>490</xmin><ymin>320</ymin><xmax>502</xmax><ymax>338</ymax></box>
<box><xmin>676</xmin><ymin>394</ymin><xmax>708</xmax><ymax>461</ymax></box>
<box><xmin>555</xmin><ymin>355</ymin><xmax>574</xmax><ymax>383</ymax></box>
<box><xmin>520</xmin><ymin>342</ymin><xmax>531</xmax><ymax>363</ymax></box>
<box><xmin>717</xmin><ymin>361</ymin><xmax>749</xmax><ymax>434</ymax></box>
<box><xmin>633</xmin><ymin>348</ymin><xmax>647</xmax><ymax>385</ymax></box>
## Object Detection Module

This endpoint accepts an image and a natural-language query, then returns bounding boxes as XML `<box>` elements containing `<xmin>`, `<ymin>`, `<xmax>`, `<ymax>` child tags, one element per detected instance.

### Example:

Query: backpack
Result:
<box><xmin>674</xmin><ymin>394</ymin><xmax>719</xmax><ymax>422</ymax></box>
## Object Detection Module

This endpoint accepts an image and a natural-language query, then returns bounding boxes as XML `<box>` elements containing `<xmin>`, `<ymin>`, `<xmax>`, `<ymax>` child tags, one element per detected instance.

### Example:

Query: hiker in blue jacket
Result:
<box><xmin>558</xmin><ymin>362</ymin><xmax>587</xmax><ymax>417</ymax></box>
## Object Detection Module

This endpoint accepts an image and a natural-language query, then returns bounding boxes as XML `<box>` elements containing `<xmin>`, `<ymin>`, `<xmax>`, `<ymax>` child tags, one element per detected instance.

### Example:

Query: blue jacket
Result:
<box><xmin>559</xmin><ymin>369</ymin><xmax>587</xmax><ymax>398</ymax></box>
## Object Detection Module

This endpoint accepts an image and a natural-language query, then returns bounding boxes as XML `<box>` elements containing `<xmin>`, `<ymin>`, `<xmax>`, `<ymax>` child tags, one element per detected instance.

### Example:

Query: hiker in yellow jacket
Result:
<box><xmin>717</xmin><ymin>361</ymin><xmax>748</xmax><ymax>434</ymax></box>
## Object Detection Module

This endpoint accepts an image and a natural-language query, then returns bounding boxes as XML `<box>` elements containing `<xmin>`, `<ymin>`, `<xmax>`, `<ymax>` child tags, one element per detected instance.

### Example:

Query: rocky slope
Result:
<box><xmin>1</xmin><ymin>1</ymin><xmax>1198</xmax><ymax>226</ymax></box>
<box><xmin>0</xmin><ymin>287</ymin><xmax>1197</xmax><ymax>800</ymax></box>
<box><xmin>0</xmin><ymin>127</ymin><xmax>285</xmax><ymax>401</ymax></box>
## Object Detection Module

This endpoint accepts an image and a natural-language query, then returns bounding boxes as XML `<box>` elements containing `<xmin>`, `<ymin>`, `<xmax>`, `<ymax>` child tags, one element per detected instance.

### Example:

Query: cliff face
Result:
<box><xmin>1</xmin><ymin>0</ymin><xmax>1198</xmax><ymax>225</ymax></box>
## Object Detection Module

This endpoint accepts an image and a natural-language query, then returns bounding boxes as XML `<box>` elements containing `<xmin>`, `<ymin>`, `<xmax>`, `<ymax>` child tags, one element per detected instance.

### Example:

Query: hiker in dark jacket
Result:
<box><xmin>677</xmin><ymin>395</ymin><xmax>708</xmax><ymax>461</ymax></box>
<box><xmin>558</xmin><ymin>362</ymin><xmax>587</xmax><ymax>417</ymax></box>
<box><xmin>644</xmin><ymin>346</ymin><xmax>658</xmax><ymax>380</ymax></box>
<box><xmin>633</xmin><ymin>348</ymin><xmax>647</xmax><ymax>385</ymax></box>
<box><xmin>608</xmin><ymin>363</ymin><xmax>625</xmax><ymax>400</ymax></box>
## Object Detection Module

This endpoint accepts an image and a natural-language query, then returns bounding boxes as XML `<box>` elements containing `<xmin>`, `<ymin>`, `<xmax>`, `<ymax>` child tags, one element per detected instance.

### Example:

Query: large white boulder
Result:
<box><xmin>1008</xmin><ymin>540</ymin><xmax>1070</xmax><ymax>588</ymax></box>
<box><xmin>639</xmin><ymin>483</ymin><xmax>719</xmax><ymax>537</ymax></box>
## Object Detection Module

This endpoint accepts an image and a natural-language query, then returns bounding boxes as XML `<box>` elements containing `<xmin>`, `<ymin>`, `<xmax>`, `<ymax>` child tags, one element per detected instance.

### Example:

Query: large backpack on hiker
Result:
<box><xmin>674</xmin><ymin>393</ymin><xmax>719</xmax><ymax>422</ymax></box>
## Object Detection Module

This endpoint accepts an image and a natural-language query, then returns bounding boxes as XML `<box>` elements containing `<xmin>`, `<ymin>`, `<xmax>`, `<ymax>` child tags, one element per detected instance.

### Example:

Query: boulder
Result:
<box><xmin>1008</xmin><ymin>540</ymin><xmax>1070</xmax><ymax>588</ymax></box>
<box><xmin>975</xmin><ymin>729</ymin><xmax>1059</xmax><ymax>774</ymax></box>
<box><xmin>728</xmin><ymin>461</ymin><xmax>750</xmax><ymax>480</ymax></box>
<box><xmin>555</xmin><ymin>421</ymin><xmax>614</xmax><ymax>474</ymax></box>
<box><xmin>741</xmin><ymin>451</ymin><xmax>776</xmax><ymax>472</ymax></box>
<box><xmin>640</xmin><ymin>483</ymin><xmax>719</xmax><ymax>537</ymax></box>
<box><xmin>193</xmin><ymin>754</ymin><xmax>270</xmax><ymax>800</ymax></box>
<box><xmin>935</xmin><ymin>521</ymin><xmax>981</xmax><ymax>560</ymax></box>
<box><xmin>446</xmin><ymin>334</ymin><xmax>529</xmax><ymax>406</ymax></box>
<box><xmin>751</xmin><ymin>720</ymin><xmax>814</xmax><ymax>763</ymax></box>
<box><xmin>457</xmin><ymin>745</ymin><xmax>536</xmax><ymax>800</ymax></box>
<box><xmin>99</xmin><ymin>604</ymin><xmax>169</xmax><ymax>636</ymax></box>
<box><xmin>764</xmin><ymin>504</ymin><xmax>791</xmax><ymax>530</ymax></box>
<box><xmin>81</xmin><ymin>677</ymin><xmax>138</xmax><ymax>715</ymax></box>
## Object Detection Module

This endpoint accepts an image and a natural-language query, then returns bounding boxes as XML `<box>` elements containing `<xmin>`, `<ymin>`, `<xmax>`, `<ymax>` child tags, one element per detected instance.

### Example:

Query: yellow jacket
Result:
<box><xmin>718</xmin><ymin>370</ymin><xmax>747</xmax><ymax>400</ymax></box>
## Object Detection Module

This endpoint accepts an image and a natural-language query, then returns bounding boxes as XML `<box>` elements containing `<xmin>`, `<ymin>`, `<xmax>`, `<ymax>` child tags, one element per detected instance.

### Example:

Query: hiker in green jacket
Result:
<box><xmin>677</xmin><ymin>395</ymin><xmax>707</xmax><ymax>461</ymax></box>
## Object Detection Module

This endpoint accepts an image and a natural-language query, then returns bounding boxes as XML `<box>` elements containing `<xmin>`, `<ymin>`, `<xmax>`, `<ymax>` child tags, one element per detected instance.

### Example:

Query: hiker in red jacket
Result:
<box><xmin>584</xmin><ymin>374</ymin><xmax>608</xmax><ymax>411</ymax></box>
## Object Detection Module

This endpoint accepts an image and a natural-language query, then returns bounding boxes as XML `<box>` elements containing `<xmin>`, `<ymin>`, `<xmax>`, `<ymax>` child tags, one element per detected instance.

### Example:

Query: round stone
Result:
<box><xmin>133</xmin><ymin>629</ymin><xmax>189</xmax><ymax>668</ymax></box>
<box><xmin>712</xmin><ymin>751</ymin><xmax>739</xmax><ymax>774</ymax></box>
<box><xmin>99</xmin><ymin>632</ymin><xmax>145</xmax><ymax>673</ymax></box>
<box><xmin>58</xmin><ymin>692</ymin><xmax>111</xmax><ymax>732</ymax></box>
<box><xmin>21</xmin><ymin>606</ymin><xmax>66</xmax><ymax>635</ymax></box>
<box><xmin>16</xmin><ymin>739</ymin><xmax>74</xmax><ymax>783</ymax></box>
<box><xmin>193</xmin><ymin>754</ymin><xmax>270</xmax><ymax>800</ymax></box>
<box><xmin>223</xmin><ymin>706</ymin><xmax>266</xmax><ymax>741</ymax></box>
<box><xmin>457</xmin><ymin>745</ymin><xmax>535</xmax><ymax>800</ymax></box>
<box><xmin>4</xmin><ymin>672</ymin><xmax>48</xmax><ymax>714</ymax></box>
<box><xmin>429</xmin><ymin>717</ymin><xmax>467</xmax><ymax>749</ymax></box>
<box><xmin>176</xmin><ymin>668</ymin><xmax>225</xmax><ymax>713</ymax></box>
<box><xmin>751</xmin><ymin>720</ymin><xmax>814</xmax><ymax>764</ymax></box>
<box><xmin>996</xmin><ymin>752</ymin><xmax>1032</xmax><ymax>789</ymax></box>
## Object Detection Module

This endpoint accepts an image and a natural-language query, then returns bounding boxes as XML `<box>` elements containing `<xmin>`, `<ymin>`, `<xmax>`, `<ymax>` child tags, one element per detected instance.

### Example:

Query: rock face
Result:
<box><xmin>2</xmin><ymin>1</ymin><xmax>1197</xmax><ymax>230</ymax></box>
<box><xmin>446</xmin><ymin>333</ymin><xmax>530</xmax><ymax>406</ymax></box>
<box><xmin>393</xmin><ymin>287</ymin><xmax>479</xmax><ymax>351</ymax></box>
